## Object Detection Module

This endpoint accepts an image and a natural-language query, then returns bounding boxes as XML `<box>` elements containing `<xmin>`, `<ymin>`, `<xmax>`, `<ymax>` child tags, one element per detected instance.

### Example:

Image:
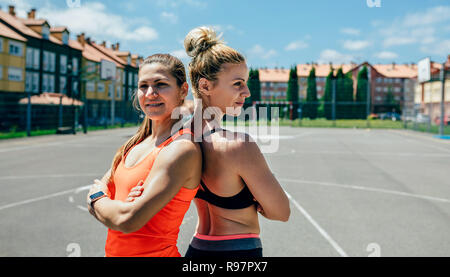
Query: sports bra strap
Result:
<box><xmin>159</xmin><ymin>128</ymin><xmax>194</xmax><ymax>148</ymax></box>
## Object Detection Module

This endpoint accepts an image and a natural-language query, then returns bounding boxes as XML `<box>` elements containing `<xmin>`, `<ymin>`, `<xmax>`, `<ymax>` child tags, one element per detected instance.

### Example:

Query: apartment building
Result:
<box><xmin>0</xmin><ymin>21</ymin><xmax>26</xmax><ymax>94</ymax></box>
<box><xmin>0</xmin><ymin>21</ymin><xmax>27</xmax><ymax>130</ymax></box>
<box><xmin>89</xmin><ymin>40</ymin><xmax>142</xmax><ymax>122</ymax></box>
<box><xmin>259</xmin><ymin>68</ymin><xmax>290</xmax><ymax>101</ymax></box>
<box><xmin>415</xmin><ymin>56</ymin><xmax>450</xmax><ymax>121</ymax></box>
<box><xmin>259</xmin><ymin>61</ymin><xmax>419</xmax><ymax>114</ymax></box>
<box><xmin>75</xmin><ymin>33</ymin><xmax>125</xmax><ymax>122</ymax></box>
<box><xmin>0</xmin><ymin>6</ymin><xmax>83</xmax><ymax>97</ymax></box>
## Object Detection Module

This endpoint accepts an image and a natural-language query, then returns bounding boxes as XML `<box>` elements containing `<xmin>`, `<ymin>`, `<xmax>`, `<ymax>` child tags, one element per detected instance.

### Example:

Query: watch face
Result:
<box><xmin>90</xmin><ymin>191</ymin><xmax>105</xmax><ymax>200</ymax></box>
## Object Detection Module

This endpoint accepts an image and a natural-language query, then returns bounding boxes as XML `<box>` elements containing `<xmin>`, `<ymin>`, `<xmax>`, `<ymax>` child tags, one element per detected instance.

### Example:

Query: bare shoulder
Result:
<box><xmin>160</xmin><ymin>136</ymin><xmax>202</xmax><ymax>164</ymax></box>
<box><xmin>222</xmin><ymin>131</ymin><xmax>260</xmax><ymax>160</ymax></box>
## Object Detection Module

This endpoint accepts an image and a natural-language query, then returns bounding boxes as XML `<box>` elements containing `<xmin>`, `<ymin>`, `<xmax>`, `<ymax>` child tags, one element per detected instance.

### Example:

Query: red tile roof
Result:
<box><xmin>372</xmin><ymin>64</ymin><xmax>418</xmax><ymax>78</ymax></box>
<box><xmin>0</xmin><ymin>21</ymin><xmax>26</xmax><ymax>42</ymax></box>
<box><xmin>259</xmin><ymin>68</ymin><xmax>290</xmax><ymax>82</ymax></box>
<box><xmin>0</xmin><ymin>9</ymin><xmax>41</xmax><ymax>39</ymax></box>
<box><xmin>18</xmin><ymin>93</ymin><xmax>84</xmax><ymax>106</ymax></box>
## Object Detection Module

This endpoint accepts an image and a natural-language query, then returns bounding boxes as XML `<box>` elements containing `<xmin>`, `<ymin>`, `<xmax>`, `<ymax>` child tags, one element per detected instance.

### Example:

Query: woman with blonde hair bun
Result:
<box><xmin>182</xmin><ymin>26</ymin><xmax>290</xmax><ymax>257</ymax></box>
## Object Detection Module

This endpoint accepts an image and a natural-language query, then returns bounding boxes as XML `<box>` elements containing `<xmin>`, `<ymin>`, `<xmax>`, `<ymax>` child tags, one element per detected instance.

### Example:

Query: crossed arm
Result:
<box><xmin>233</xmin><ymin>138</ymin><xmax>291</xmax><ymax>222</ymax></box>
<box><xmin>87</xmin><ymin>140</ymin><xmax>202</xmax><ymax>234</ymax></box>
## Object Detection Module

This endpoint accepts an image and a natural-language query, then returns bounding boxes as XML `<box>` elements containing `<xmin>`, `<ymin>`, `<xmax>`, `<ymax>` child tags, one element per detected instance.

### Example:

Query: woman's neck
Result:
<box><xmin>149</xmin><ymin>117</ymin><xmax>178</xmax><ymax>145</ymax></box>
<box><xmin>202</xmin><ymin>105</ymin><xmax>224</xmax><ymax>132</ymax></box>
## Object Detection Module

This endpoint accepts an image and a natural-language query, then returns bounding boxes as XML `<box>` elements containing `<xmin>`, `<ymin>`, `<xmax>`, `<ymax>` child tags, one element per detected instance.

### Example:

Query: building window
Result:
<box><xmin>42</xmin><ymin>25</ymin><xmax>50</xmax><ymax>40</ymax></box>
<box><xmin>108</xmin><ymin>84</ymin><xmax>114</xmax><ymax>98</ymax></box>
<box><xmin>87</xmin><ymin>61</ymin><xmax>96</xmax><ymax>73</ymax></box>
<box><xmin>72</xmin><ymin>81</ymin><xmax>79</xmax><ymax>96</ymax></box>
<box><xmin>128</xmin><ymin>72</ymin><xmax>133</xmax><ymax>86</ymax></box>
<box><xmin>116</xmin><ymin>86</ymin><xmax>121</xmax><ymax>98</ymax></box>
<box><xmin>43</xmin><ymin>51</ymin><xmax>49</xmax><ymax>71</ymax></box>
<box><xmin>0</xmin><ymin>38</ymin><xmax>3</xmax><ymax>52</ymax></box>
<box><xmin>97</xmin><ymin>82</ymin><xmax>105</xmax><ymax>93</ymax></box>
<box><xmin>32</xmin><ymin>72</ymin><xmax>39</xmax><ymax>93</ymax></box>
<box><xmin>0</xmin><ymin>65</ymin><xmax>3</xmax><ymax>80</ymax></box>
<box><xmin>60</xmin><ymin>76</ymin><xmax>67</xmax><ymax>94</ymax></box>
<box><xmin>8</xmin><ymin>67</ymin><xmax>23</xmax><ymax>81</ymax></box>
<box><xmin>8</xmin><ymin>41</ymin><xmax>23</xmax><ymax>56</ymax></box>
<box><xmin>86</xmin><ymin>81</ymin><xmax>95</xmax><ymax>92</ymax></box>
<box><xmin>62</xmin><ymin>32</ymin><xmax>69</xmax><ymax>45</ymax></box>
<box><xmin>26</xmin><ymin>48</ymin><xmax>33</xmax><ymax>68</ymax></box>
<box><xmin>60</xmin><ymin>55</ymin><xmax>67</xmax><ymax>74</ymax></box>
<box><xmin>33</xmin><ymin>49</ymin><xmax>40</xmax><ymax>70</ymax></box>
<box><xmin>42</xmin><ymin>74</ymin><xmax>48</xmax><ymax>91</ymax></box>
<box><xmin>49</xmin><ymin>52</ymin><xmax>55</xmax><ymax>72</ymax></box>
<box><xmin>72</xmin><ymin>57</ymin><xmax>79</xmax><ymax>75</ymax></box>
<box><xmin>25</xmin><ymin>72</ymin><xmax>32</xmax><ymax>92</ymax></box>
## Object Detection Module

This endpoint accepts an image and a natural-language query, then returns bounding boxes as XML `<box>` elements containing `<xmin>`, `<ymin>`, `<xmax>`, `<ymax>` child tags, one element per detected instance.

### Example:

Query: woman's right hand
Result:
<box><xmin>126</xmin><ymin>181</ymin><xmax>144</xmax><ymax>202</ymax></box>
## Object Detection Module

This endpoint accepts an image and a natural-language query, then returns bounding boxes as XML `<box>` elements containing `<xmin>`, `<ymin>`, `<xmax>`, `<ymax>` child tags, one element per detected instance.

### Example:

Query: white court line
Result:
<box><xmin>280</xmin><ymin>178</ymin><xmax>450</xmax><ymax>204</ymax></box>
<box><xmin>283</xmin><ymin>189</ymin><xmax>349</xmax><ymax>257</ymax></box>
<box><xmin>0</xmin><ymin>185</ymin><xmax>87</xmax><ymax>211</ymax></box>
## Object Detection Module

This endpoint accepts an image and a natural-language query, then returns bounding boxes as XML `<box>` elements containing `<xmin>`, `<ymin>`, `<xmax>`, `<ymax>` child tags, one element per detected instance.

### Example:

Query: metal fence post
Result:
<box><xmin>26</xmin><ymin>91</ymin><xmax>31</xmax><ymax>137</ymax></box>
<box><xmin>439</xmin><ymin>62</ymin><xmax>446</xmax><ymax>136</ymax></box>
<box><xmin>332</xmin><ymin>79</ymin><xmax>336</xmax><ymax>126</ymax></box>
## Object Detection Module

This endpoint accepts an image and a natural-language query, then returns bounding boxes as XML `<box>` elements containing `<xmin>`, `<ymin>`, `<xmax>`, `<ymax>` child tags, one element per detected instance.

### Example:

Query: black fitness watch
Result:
<box><xmin>88</xmin><ymin>191</ymin><xmax>108</xmax><ymax>209</ymax></box>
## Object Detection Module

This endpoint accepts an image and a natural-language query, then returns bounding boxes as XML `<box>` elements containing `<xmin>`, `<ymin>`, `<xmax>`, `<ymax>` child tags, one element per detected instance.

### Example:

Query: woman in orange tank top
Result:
<box><xmin>86</xmin><ymin>54</ymin><xmax>202</xmax><ymax>257</ymax></box>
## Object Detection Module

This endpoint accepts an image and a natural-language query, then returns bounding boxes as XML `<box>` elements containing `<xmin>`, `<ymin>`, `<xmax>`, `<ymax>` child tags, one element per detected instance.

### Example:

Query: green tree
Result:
<box><xmin>384</xmin><ymin>87</ymin><xmax>400</xmax><ymax>113</ymax></box>
<box><xmin>344</xmin><ymin>72</ymin><xmax>354</xmax><ymax>119</ymax></box>
<box><xmin>304</xmin><ymin>67</ymin><xmax>318</xmax><ymax>119</ymax></box>
<box><xmin>286</xmin><ymin>66</ymin><xmax>299</xmax><ymax>119</ymax></box>
<box><xmin>355</xmin><ymin>66</ymin><xmax>369</xmax><ymax>119</ymax></box>
<box><xmin>335</xmin><ymin>68</ymin><xmax>354</xmax><ymax>119</ymax></box>
<box><xmin>246</xmin><ymin>68</ymin><xmax>261</xmax><ymax>106</ymax></box>
<box><xmin>323</xmin><ymin>67</ymin><xmax>334</xmax><ymax>120</ymax></box>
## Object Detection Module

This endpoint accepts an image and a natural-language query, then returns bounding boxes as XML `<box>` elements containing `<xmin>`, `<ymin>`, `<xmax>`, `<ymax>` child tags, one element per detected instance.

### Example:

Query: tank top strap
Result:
<box><xmin>158</xmin><ymin>128</ymin><xmax>194</xmax><ymax>149</ymax></box>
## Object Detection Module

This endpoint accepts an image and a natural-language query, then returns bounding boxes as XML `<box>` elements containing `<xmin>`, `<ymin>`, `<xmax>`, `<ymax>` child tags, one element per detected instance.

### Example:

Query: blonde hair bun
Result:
<box><xmin>184</xmin><ymin>26</ymin><xmax>222</xmax><ymax>58</ymax></box>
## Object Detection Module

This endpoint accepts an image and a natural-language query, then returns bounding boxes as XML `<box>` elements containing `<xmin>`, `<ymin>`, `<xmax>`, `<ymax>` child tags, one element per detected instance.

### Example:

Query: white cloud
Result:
<box><xmin>402</xmin><ymin>6</ymin><xmax>450</xmax><ymax>27</ymax></box>
<box><xmin>379</xmin><ymin>5</ymin><xmax>449</xmax><ymax>50</ymax></box>
<box><xmin>248</xmin><ymin>44</ymin><xmax>277</xmax><ymax>60</ymax></box>
<box><xmin>420</xmin><ymin>40</ymin><xmax>450</xmax><ymax>56</ymax></box>
<box><xmin>383</xmin><ymin>37</ymin><xmax>416</xmax><ymax>47</ymax></box>
<box><xmin>39</xmin><ymin>2</ymin><xmax>158</xmax><ymax>42</ymax></box>
<box><xmin>170</xmin><ymin>49</ymin><xmax>189</xmax><ymax>60</ymax></box>
<box><xmin>155</xmin><ymin>0</ymin><xmax>207</xmax><ymax>9</ymax></box>
<box><xmin>374</xmin><ymin>51</ymin><xmax>398</xmax><ymax>60</ymax></box>
<box><xmin>317</xmin><ymin>49</ymin><xmax>355</xmax><ymax>64</ymax></box>
<box><xmin>160</xmin><ymin>12</ymin><xmax>178</xmax><ymax>24</ymax></box>
<box><xmin>285</xmin><ymin>40</ymin><xmax>308</xmax><ymax>51</ymax></box>
<box><xmin>342</xmin><ymin>40</ymin><xmax>371</xmax><ymax>51</ymax></box>
<box><xmin>340</xmin><ymin>28</ymin><xmax>361</xmax><ymax>36</ymax></box>
<box><xmin>0</xmin><ymin>0</ymin><xmax>32</xmax><ymax>17</ymax></box>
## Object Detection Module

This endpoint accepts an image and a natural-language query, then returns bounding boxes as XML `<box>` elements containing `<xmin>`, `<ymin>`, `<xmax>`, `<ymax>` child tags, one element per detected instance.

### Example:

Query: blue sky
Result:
<box><xmin>2</xmin><ymin>0</ymin><xmax>449</xmax><ymax>68</ymax></box>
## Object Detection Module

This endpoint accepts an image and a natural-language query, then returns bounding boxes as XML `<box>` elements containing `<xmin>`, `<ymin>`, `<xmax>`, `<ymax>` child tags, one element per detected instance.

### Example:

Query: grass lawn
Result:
<box><xmin>0</xmin><ymin>123</ymin><xmax>140</xmax><ymax>140</ymax></box>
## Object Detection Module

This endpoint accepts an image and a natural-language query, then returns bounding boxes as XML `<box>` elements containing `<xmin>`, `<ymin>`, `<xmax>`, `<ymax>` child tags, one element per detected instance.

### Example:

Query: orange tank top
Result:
<box><xmin>104</xmin><ymin>128</ymin><xmax>199</xmax><ymax>257</ymax></box>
